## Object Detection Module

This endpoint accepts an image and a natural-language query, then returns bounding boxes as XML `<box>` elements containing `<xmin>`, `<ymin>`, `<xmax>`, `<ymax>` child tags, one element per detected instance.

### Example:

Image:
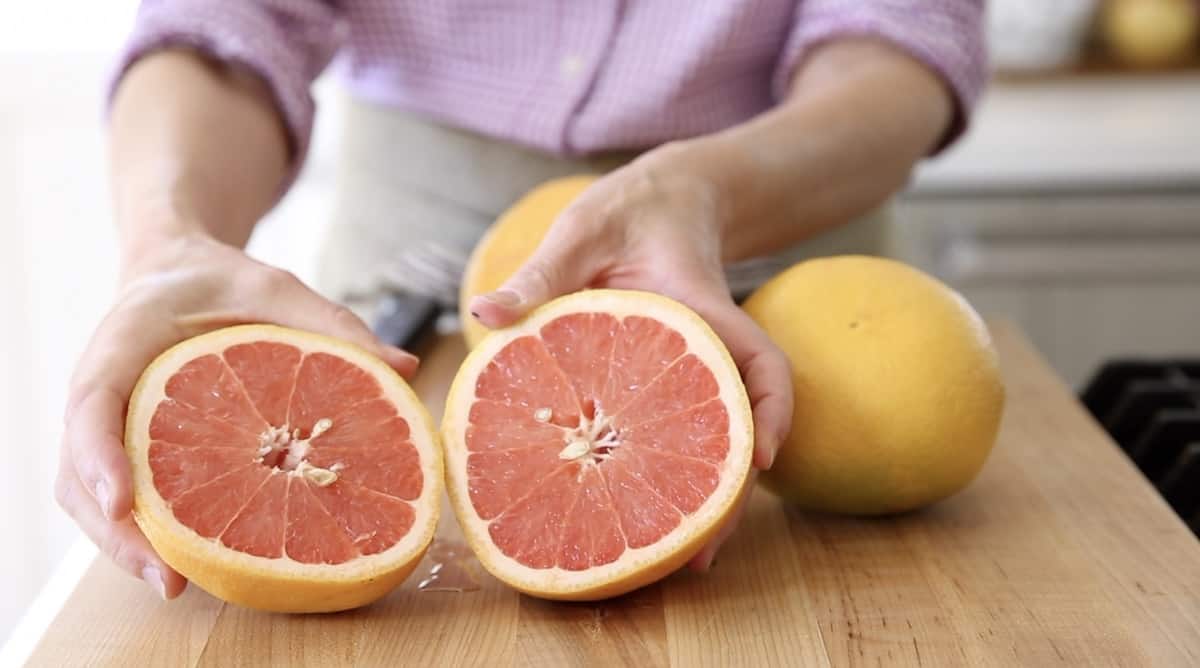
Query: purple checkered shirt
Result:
<box><xmin>116</xmin><ymin>1</ymin><xmax>986</xmax><ymax>167</ymax></box>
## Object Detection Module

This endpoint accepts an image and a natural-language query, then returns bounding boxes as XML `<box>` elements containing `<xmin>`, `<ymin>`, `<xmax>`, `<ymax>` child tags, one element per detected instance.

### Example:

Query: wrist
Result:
<box><xmin>117</xmin><ymin>215</ymin><xmax>213</xmax><ymax>284</ymax></box>
<box><xmin>640</xmin><ymin>135</ymin><xmax>762</xmax><ymax>260</ymax></box>
<box><xmin>639</xmin><ymin>137</ymin><xmax>745</xmax><ymax>237</ymax></box>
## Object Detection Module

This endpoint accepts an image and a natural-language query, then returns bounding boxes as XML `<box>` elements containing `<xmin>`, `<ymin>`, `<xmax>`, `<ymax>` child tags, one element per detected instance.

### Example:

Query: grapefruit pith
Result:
<box><xmin>125</xmin><ymin>325</ymin><xmax>442</xmax><ymax>612</ymax></box>
<box><xmin>443</xmin><ymin>290</ymin><xmax>754</xmax><ymax>600</ymax></box>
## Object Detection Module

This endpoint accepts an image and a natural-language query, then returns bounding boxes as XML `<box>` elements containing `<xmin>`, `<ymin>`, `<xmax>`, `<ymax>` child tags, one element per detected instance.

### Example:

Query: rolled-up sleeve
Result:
<box><xmin>110</xmin><ymin>0</ymin><xmax>343</xmax><ymax>171</ymax></box>
<box><xmin>773</xmin><ymin>0</ymin><xmax>987</xmax><ymax>151</ymax></box>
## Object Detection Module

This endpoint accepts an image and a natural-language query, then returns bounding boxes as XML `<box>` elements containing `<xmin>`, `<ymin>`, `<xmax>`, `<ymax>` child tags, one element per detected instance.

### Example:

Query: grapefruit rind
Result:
<box><xmin>443</xmin><ymin>290</ymin><xmax>754</xmax><ymax>600</ymax></box>
<box><xmin>125</xmin><ymin>324</ymin><xmax>442</xmax><ymax>612</ymax></box>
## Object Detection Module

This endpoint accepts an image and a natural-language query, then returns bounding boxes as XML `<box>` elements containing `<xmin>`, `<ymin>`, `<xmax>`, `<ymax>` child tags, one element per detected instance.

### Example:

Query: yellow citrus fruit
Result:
<box><xmin>443</xmin><ymin>289</ymin><xmax>753</xmax><ymax>599</ymax></box>
<box><xmin>459</xmin><ymin>175</ymin><xmax>597</xmax><ymax>348</ymax></box>
<box><xmin>125</xmin><ymin>325</ymin><xmax>442</xmax><ymax>612</ymax></box>
<box><xmin>1103</xmin><ymin>0</ymin><xmax>1199</xmax><ymax>68</ymax></box>
<box><xmin>743</xmin><ymin>256</ymin><xmax>1004</xmax><ymax>515</ymax></box>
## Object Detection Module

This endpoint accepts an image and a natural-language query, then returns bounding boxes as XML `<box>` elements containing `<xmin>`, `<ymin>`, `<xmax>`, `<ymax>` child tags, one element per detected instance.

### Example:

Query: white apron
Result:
<box><xmin>316</xmin><ymin>97</ymin><xmax>891</xmax><ymax>323</ymax></box>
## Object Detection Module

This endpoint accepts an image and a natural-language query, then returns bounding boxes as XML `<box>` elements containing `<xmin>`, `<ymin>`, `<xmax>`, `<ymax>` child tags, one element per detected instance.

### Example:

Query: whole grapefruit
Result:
<box><xmin>743</xmin><ymin>256</ymin><xmax>1004</xmax><ymax>515</ymax></box>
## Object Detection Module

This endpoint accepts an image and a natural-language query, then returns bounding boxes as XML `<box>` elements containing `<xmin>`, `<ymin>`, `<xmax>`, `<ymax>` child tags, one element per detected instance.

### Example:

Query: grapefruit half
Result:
<box><xmin>125</xmin><ymin>325</ymin><xmax>442</xmax><ymax>612</ymax></box>
<box><xmin>443</xmin><ymin>290</ymin><xmax>754</xmax><ymax>600</ymax></box>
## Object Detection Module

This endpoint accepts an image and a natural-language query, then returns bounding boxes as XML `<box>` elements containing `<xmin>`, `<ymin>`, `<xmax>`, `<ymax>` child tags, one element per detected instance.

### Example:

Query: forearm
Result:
<box><xmin>662</xmin><ymin>38</ymin><xmax>954</xmax><ymax>262</ymax></box>
<box><xmin>109</xmin><ymin>49</ymin><xmax>291</xmax><ymax>272</ymax></box>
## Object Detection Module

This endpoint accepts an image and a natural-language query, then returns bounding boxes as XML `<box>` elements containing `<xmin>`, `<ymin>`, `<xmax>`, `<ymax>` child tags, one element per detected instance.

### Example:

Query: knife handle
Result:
<box><xmin>371</xmin><ymin>292</ymin><xmax>441</xmax><ymax>350</ymax></box>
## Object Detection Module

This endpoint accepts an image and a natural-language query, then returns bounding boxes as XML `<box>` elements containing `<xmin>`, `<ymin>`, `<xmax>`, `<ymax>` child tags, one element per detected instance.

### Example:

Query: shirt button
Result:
<box><xmin>559</xmin><ymin>54</ymin><xmax>584</xmax><ymax>79</ymax></box>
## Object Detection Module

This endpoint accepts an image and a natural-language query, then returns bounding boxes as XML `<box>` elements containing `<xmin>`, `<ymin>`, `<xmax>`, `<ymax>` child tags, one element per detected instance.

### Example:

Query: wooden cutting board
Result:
<box><xmin>27</xmin><ymin>322</ymin><xmax>1200</xmax><ymax>666</ymax></box>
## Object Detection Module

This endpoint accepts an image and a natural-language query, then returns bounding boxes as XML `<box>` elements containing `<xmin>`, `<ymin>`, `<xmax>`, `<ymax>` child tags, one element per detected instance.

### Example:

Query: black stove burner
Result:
<box><xmin>1082</xmin><ymin>360</ymin><xmax>1200</xmax><ymax>535</ymax></box>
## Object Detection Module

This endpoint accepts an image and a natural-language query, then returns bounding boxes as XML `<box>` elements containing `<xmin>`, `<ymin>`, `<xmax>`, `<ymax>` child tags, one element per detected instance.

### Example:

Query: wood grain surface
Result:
<box><xmin>28</xmin><ymin>323</ymin><xmax>1200</xmax><ymax>667</ymax></box>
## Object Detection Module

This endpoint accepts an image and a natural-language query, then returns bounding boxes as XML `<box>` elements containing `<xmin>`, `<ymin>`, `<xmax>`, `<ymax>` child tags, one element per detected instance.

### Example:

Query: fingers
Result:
<box><xmin>687</xmin><ymin>297</ymin><xmax>794</xmax><ymax>470</ymax></box>
<box><xmin>67</xmin><ymin>386</ymin><xmax>134</xmax><ymax>521</ymax></box>
<box><xmin>56</xmin><ymin>453</ymin><xmax>186</xmax><ymax>599</ymax></box>
<box><xmin>689</xmin><ymin>470</ymin><xmax>758</xmax><ymax>572</ymax></box>
<box><xmin>60</xmin><ymin>328</ymin><xmax>167</xmax><ymax>594</ymax></box>
<box><xmin>65</xmin><ymin>308</ymin><xmax>186</xmax><ymax>520</ymax></box>
<box><xmin>470</xmin><ymin>215</ymin><xmax>607</xmax><ymax>329</ymax></box>
<box><xmin>254</xmin><ymin>269</ymin><xmax>420</xmax><ymax>378</ymax></box>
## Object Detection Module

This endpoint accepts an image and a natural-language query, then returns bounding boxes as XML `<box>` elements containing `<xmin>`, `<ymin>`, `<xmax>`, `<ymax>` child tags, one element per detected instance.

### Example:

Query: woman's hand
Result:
<box><xmin>56</xmin><ymin>233</ymin><xmax>418</xmax><ymax>599</ymax></box>
<box><xmin>469</xmin><ymin>145</ymin><xmax>794</xmax><ymax>571</ymax></box>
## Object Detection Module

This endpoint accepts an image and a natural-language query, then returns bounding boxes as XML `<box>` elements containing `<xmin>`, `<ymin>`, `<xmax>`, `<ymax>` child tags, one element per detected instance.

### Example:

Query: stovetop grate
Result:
<box><xmin>1082</xmin><ymin>360</ymin><xmax>1200</xmax><ymax>536</ymax></box>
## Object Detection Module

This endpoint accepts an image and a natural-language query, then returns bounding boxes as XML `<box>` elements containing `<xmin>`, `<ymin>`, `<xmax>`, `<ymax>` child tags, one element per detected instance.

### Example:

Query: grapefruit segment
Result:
<box><xmin>222</xmin><ymin>341</ymin><xmax>302</xmax><ymax>426</ymax></box>
<box><xmin>466</xmin><ymin>400</ymin><xmax>564</xmax><ymax>451</ymax></box>
<box><xmin>284</xmin><ymin>478</ymin><xmax>360</xmax><ymax>565</ymax></box>
<box><xmin>147</xmin><ymin>441</ymin><xmax>257</xmax><ymax>501</ymax></box>
<box><xmin>149</xmin><ymin>400</ymin><xmax>259</xmax><ymax>450</ymax></box>
<box><xmin>557</xmin><ymin>465</ymin><xmax>625</xmax><ymax>571</ymax></box>
<box><xmin>540</xmin><ymin>312</ymin><xmax>619</xmax><ymax>409</ymax></box>
<box><xmin>618</xmin><ymin>398</ymin><xmax>730</xmax><ymax>462</ymax></box>
<box><xmin>219</xmin><ymin>472</ymin><xmax>289</xmax><ymax>558</ymax></box>
<box><xmin>168</xmin><ymin>465</ymin><xmax>271</xmax><ymax>539</ymax></box>
<box><xmin>599</xmin><ymin>315</ymin><xmax>688</xmax><ymax>417</ymax></box>
<box><xmin>126</xmin><ymin>325</ymin><xmax>441</xmax><ymax>612</ymax></box>
<box><xmin>486</xmin><ymin>464</ymin><xmax>577</xmax><ymax>569</ymax></box>
<box><xmin>444</xmin><ymin>290</ymin><xmax>753</xmax><ymax>600</ymax></box>
<box><xmin>307</xmin><ymin>401</ymin><xmax>410</xmax><ymax>449</ymax></box>
<box><xmin>306</xmin><ymin>442</ymin><xmax>423</xmax><ymax>500</ymax></box>
<box><xmin>310</xmin><ymin>481</ymin><xmax>416</xmax><ymax>556</ymax></box>
<box><xmin>163</xmin><ymin>355</ymin><xmax>269</xmax><ymax>435</ymax></box>
<box><xmin>614</xmin><ymin>447</ymin><xmax>721</xmax><ymax>515</ymax></box>
<box><xmin>467</xmin><ymin>441</ymin><xmax>569</xmax><ymax>519</ymax></box>
<box><xmin>474</xmin><ymin>336</ymin><xmax>581</xmax><ymax>426</ymax></box>
<box><xmin>602</xmin><ymin>458</ymin><xmax>683</xmax><ymax>549</ymax></box>
<box><xmin>287</xmin><ymin>352</ymin><xmax>389</xmax><ymax>433</ymax></box>
<box><xmin>612</xmin><ymin>353</ymin><xmax>719</xmax><ymax>425</ymax></box>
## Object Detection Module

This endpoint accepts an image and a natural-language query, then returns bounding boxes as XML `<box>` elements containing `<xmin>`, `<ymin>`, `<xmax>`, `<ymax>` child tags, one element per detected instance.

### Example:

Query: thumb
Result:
<box><xmin>469</xmin><ymin>223</ymin><xmax>600</xmax><ymax>329</ymax></box>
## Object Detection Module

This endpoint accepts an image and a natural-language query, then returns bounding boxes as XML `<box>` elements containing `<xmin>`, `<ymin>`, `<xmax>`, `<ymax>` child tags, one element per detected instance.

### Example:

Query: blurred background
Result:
<box><xmin>2</xmin><ymin>0</ymin><xmax>1198</xmax><ymax>653</ymax></box>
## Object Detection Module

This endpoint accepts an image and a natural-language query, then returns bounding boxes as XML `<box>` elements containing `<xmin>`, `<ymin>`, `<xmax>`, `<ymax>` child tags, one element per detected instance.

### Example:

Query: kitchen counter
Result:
<box><xmin>21</xmin><ymin>323</ymin><xmax>1200</xmax><ymax>666</ymax></box>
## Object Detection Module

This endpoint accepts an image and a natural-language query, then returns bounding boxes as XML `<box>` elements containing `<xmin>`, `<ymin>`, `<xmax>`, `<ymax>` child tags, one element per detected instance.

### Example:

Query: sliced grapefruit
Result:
<box><xmin>443</xmin><ymin>290</ymin><xmax>754</xmax><ymax>600</ymax></box>
<box><xmin>125</xmin><ymin>325</ymin><xmax>441</xmax><ymax>612</ymax></box>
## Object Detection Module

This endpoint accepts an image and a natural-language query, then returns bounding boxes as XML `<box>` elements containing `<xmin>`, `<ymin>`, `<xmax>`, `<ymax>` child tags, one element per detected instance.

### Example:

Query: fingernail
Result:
<box><xmin>763</xmin><ymin>434</ymin><xmax>784</xmax><ymax>469</ymax></box>
<box><xmin>142</xmin><ymin>565</ymin><xmax>167</xmax><ymax>600</ymax></box>
<box><xmin>94</xmin><ymin>480</ymin><xmax>112</xmax><ymax>519</ymax></box>
<box><xmin>484</xmin><ymin>290</ymin><xmax>523</xmax><ymax>308</ymax></box>
<box><xmin>389</xmin><ymin>347</ymin><xmax>419</xmax><ymax>365</ymax></box>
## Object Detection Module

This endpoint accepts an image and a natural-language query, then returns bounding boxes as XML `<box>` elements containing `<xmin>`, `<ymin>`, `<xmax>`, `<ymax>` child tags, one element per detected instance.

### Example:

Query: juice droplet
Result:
<box><xmin>416</xmin><ymin>539</ymin><xmax>481</xmax><ymax>593</ymax></box>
